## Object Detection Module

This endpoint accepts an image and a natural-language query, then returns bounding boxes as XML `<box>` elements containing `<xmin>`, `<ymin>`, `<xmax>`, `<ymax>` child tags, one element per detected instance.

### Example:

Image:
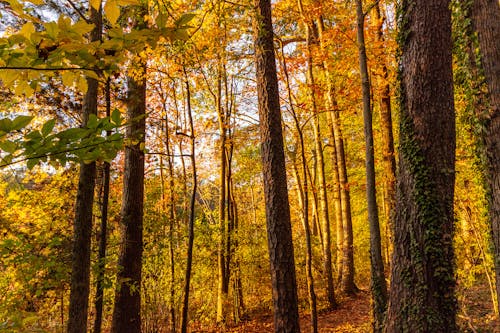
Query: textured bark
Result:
<box><xmin>471</xmin><ymin>0</ymin><xmax>500</xmax><ymax>313</ymax></box>
<box><xmin>67</xmin><ymin>6</ymin><xmax>100</xmax><ymax>333</ymax></box>
<box><xmin>385</xmin><ymin>0</ymin><xmax>457</xmax><ymax>331</ymax></box>
<box><xmin>297</xmin><ymin>3</ymin><xmax>336</xmax><ymax>308</ymax></box>
<box><xmin>315</xmin><ymin>17</ymin><xmax>356</xmax><ymax>293</ymax></box>
<box><xmin>180</xmin><ymin>70</ymin><xmax>197</xmax><ymax>333</ymax></box>
<box><xmin>110</xmin><ymin>63</ymin><xmax>146</xmax><ymax>333</ymax></box>
<box><xmin>355</xmin><ymin>1</ymin><xmax>387</xmax><ymax>330</ymax></box>
<box><xmin>93</xmin><ymin>79</ymin><xmax>110</xmax><ymax>333</ymax></box>
<box><xmin>253</xmin><ymin>0</ymin><xmax>300</xmax><ymax>330</ymax></box>
<box><xmin>373</xmin><ymin>2</ymin><xmax>396</xmax><ymax>268</ymax></box>
<box><xmin>282</xmin><ymin>41</ymin><xmax>318</xmax><ymax>332</ymax></box>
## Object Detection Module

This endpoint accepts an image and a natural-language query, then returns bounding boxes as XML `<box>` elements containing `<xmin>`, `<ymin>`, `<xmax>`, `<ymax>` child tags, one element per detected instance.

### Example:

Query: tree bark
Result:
<box><xmin>180</xmin><ymin>67</ymin><xmax>198</xmax><ymax>333</ymax></box>
<box><xmin>315</xmin><ymin>17</ymin><xmax>356</xmax><ymax>293</ymax></box>
<box><xmin>281</xmin><ymin>41</ymin><xmax>318</xmax><ymax>332</ymax></box>
<box><xmin>373</xmin><ymin>2</ymin><xmax>396</xmax><ymax>268</ymax></box>
<box><xmin>355</xmin><ymin>0</ymin><xmax>387</xmax><ymax>330</ymax></box>
<box><xmin>297</xmin><ymin>1</ymin><xmax>336</xmax><ymax>308</ymax></box>
<box><xmin>385</xmin><ymin>0</ymin><xmax>457</xmax><ymax>331</ymax></box>
<box><xmin>470</xmin><ymin>0</ymin><xmax>500</xmax><ymax>314</ymax></box>
<box><xmin>93</xmin><ymin>78</ymin><xmax>110</xmax><ymax>333</ymax></box>
<box><xmin>253</xmin><ymin>0</ymin><xmax>301</xmax><ymax>330</ymax></box>
<box><xmin>67</xmin><ymin>5</ymin><xmax>101</xmax><ymax>333</ymax></box>
<box><xmin>110</xmin><ymin>61</ymin><xmax>146</xmax><ymax>333</ymax></box>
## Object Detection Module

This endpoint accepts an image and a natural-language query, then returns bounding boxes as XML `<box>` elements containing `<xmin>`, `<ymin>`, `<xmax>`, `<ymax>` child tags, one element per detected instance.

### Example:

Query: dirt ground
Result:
<box><xmin>193</xmin><ymin>283</ymin><xmax>499</xmax><ymax>332</ymax></box>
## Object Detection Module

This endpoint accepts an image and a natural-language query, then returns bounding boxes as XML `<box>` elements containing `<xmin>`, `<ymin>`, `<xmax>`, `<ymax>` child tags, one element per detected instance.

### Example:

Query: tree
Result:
<box><xmin>253</xmin><ymin>0</ymin><xmax>300</xmax><ymax>330</ymax></box>
<box><xmin>354</xmin><ymin>0</ymin><xmax>386</xmax><ymax>330</ymax></box>
<box><xmin>180</xmin><ymin>66</ymin><xmax>198</xmax><ymax>333</ymax></box>
<box><xmin>110</xmin><ymin>7</ymin><xmax>147</xmax><ymax>331</ymax></box>
<box><xmin>385</xmin><ymin>0</ymin><xmax>457</xmax><ymax>331</ymax></box>
<box><xmin>67</xmin><ymin>4</ymin><xmax>101</xmax><ymax>333</ymax></box>
<box><xmin>470</xmin><ymin>0</ymin><xmax>500</xmax><ymax>313</ymax></box>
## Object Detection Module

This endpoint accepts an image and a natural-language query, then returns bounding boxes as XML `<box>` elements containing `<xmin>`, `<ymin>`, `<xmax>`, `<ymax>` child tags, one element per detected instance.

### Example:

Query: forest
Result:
<box><xmin>0</xmin><ymin>0</ymin><xmax>499</xmax><ymax>332</ymax></box>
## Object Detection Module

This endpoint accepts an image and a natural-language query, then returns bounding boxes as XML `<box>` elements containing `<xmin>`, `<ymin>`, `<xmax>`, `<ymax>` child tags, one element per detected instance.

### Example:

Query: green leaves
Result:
<box><xmin>104</xmin><ymin>0</ymin><xmax>121</xmax><ymax>25</ymax></box>
<box><xmin>0</xmin><ymin>115</ymin><xmax>34</xmax><ymax>134</ymax></box>
<box><xmin>0</xmin><ymin>113</ymin><xmax>126</xmax><ymax>169</ymax></box>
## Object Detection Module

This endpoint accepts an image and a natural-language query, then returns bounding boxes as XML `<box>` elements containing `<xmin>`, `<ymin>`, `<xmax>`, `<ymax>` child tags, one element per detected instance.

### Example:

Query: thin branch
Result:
<box><xmin>66</xmin><ymin>0</ymin><xmax>90</xmax><ymax>23</ymax></box>
<box><xmin>0</xmin><ymin>66</ymin><xmax>100</xmax><ymax>72</ymax></box>
<box><xmin>0</xmin><ymin>137</ymin><xmax>122</xmax><ymax>168</ymax></box>
<box><xmin>363</xmin><ymin>0</ymin><xmax>381</xmax><ymax>17</ymax></box>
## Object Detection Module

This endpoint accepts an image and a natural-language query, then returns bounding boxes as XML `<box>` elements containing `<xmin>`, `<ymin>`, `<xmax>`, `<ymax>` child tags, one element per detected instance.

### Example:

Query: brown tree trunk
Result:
<box><xmin>470</xmin><ymin>0</ymin><xmax>500</xmax><ymax>313</ymax></box>
<box><xmin>110</xmin><ymin>59</ymin><xmax>147</xmax><ymax>333</ymax></box>
<box><xmin>373</xmin><ymin>2</ymin><xmax>396</xmax><ymax>268</ymax></box>
<box><xmin>315</xmin><ymin>17</ymin><xmax>356</xmax><ymax>293</ymax></box>
<box><xmin>253</xmin><ymin>0</ymin><xmax>300</xmax><ymax>330</ymax></box>
<box><xmin>297</xmin><ymin>2</ymin><xmax>336</xmax><ymax>308</ymax></box>
<box><xmin>281</xmin><ymin>41</ymin><xmax>318</xmax><ymax>331</ymax></box>
<box><xmin>67</xmin><ymin>6</ymin><xmax>101</xmax><ymax>333</ymax></box>
<box><xmin>384</xmin><ymin>0</ymin><xmax>457</xmax><ymax>331</ymax></box>
<box><xmin>355</xmin><ymin>1</ymin><xmax>387</xmax><ymax>330</ymax></box>
<box><xmin>93</xmin><ymin>78</ymin><xmax>110</xmax><ymax>333</ymax></box>
<box><xmin>180</xmin><ymin>67</ymin><xmax>198</xmax><ymax>333</ymax></box>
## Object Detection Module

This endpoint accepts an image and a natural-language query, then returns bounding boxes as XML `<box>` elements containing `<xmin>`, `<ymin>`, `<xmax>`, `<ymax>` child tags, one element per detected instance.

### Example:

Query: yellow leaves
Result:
<box><xmin>0</xmin><ymin>70</ymin><xmax>20</xmax><ymax>87</ymax></box>
<box><xmin>105</xmin><ymin>0</ymin><xmax>121</xmax><ymax>25</ymax></box>
<box><xmin>14</xmin><ymin>80</ymin><xmax>34</xmax><ymax>97</ymax></box>
<box><xmin>61</xmin><ymin>71</ymin><xmax>76</xmax><ymax>87</ymax></box>
<box><xmin>77</xmin><ymin>75</ymin><xmax>88</xmax><ymax>93</ymax></box>
<box><xmin>90</xmin><ymin>0</ymin><xmax>102</xmax><ymax>10</ymax></box>
<box><xmin>72</xmin><ymin>20</ymin><xmax>95</xmax><ymax>35</ymax></box>
<box><xmin>19</xmin><ymin>22</ymin><xmax>35</xmax><ymax>39</ymax></box>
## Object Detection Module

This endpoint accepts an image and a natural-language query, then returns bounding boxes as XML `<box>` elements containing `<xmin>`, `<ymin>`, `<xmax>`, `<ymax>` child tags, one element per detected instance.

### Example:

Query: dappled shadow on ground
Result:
<box><xmin>193</xmin><ymin>291</ymin><xmax>371</xmax><ymax>332</ymax></box>
<box><xmin>194</xmin><ymin>282</ymin><xmax>500</xmax><ymax>333</ymax></box>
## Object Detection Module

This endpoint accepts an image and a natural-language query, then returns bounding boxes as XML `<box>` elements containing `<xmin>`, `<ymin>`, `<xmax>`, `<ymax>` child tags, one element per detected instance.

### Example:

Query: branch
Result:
<box><xmin>363</xmin><ymin>0</ymin><xmax>381</xmax><ymax>17</ymax></box>
<box><xmin>0</xmin><ymin>137</ymin><xmax>122</xmax><ymax>168</ymax></box>
<box><xmin>0</xmin><ymin>66</ymin><xmax>100</xmax><ymax>72</ymax></box>
<box><xmin>66</xmin><ymin>0</ymin><xmax>90</xmax><ymax>23</ymax></box>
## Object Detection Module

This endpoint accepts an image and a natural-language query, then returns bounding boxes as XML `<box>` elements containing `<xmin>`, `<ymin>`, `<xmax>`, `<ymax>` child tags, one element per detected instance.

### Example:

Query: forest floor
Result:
<box><xmin>194</xmin><ymin>281</ymin><xmax>499</xmax><ymax>332</ymax></box>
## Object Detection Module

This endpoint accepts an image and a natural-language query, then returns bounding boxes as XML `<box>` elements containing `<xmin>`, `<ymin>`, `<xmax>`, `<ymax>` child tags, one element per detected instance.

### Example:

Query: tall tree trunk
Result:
<box><xmin>326</xmin><ymin>110</ymin><xmax>343</xmax><ymax>282</ymax></box>
<box><xmin>373</xmin><ymin>2</ymin><xmax>396</xmax><ymax>268</ymax></box>
<box><xmin>110</xmin><ymin>47</ymin><xmax>147</xmax><ymax>333</ymax></box>
<box><xmin>67</xmin><ymin>5</ymin><xmax>101</xmax><ymax>333</ymax></box>
<box><xmin>297</xmin><ymin>1</ymin><xmax>336</xmax><ymax>307</ymax></box>
<box><xmin>281</xmin><ymin>42</ymin><xmax>318</xmax><ymax>332</ymax></box>
<box><xmin>253</xmin><ymin>0</ymin><xmax>300</xmax><ymax>330</ymax></box>
<box><xmin>316</xmin><ymin>17</ymin><xmax>356</xmax><ymax>293</ymax></box>
<box><xmin>93</xmin><ymin>78</ymin><xmax>110</xmax><ymax>333</ymax></box>
<box><xmin>180</xmin><ymin>67</ymin><xmax>198</xmax><ymax>333</ymax></box>
<box><xmin>355</xmin><ymin>1</ymin><xmax>387</xmax><ymax>330</ymax></box>
<box><xmin>384</xmin><ymin>0</ymin><xmax>457</xmax><ymax>331</ymax></box>
<box><xmin>216</xmin><ymin>69</ymin><xmax>229</xmax><ymax>325</ymax></box>
<box><xmin>470</xmin><ymin>0</ymin><xmax>500</xmax><ymax>314</ymax></box>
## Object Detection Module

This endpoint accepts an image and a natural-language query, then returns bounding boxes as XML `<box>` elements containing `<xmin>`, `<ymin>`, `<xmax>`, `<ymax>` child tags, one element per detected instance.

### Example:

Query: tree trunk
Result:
<box><xmin>216</xmin><ymin>69</ymin><xmax>229</xmax><ymax>325</ymax></box>
<box><xmin>384</xmin><ymin>0</ymin><xmax>457</xmax><ymax>331</ymax></box>
<box><xmin>110</xmin><ymin>59</ymin><xmax>146</xmax><ymax>333</ymax></box>
<box><xmin>281</xmin><ymin>41</ymin><xmax>318</xmax><ymax>332</ymax></box>
<box><xmin>315</xmin><ymin>17</ymin><xmax>356</xmax><ymax>293</ymax></box>
<box><xmin>180</xmin><ymin>67</ymin><xmax>198</xmax><ymax>333</ymax></box>
<box><xmin>470</xmin><ymin>0</ymin><xmax>500</xmax><ymax>314</ymax></box>
<box><xmin>373</xmin><ymin>2</ymin><xmax>396</xmax><ymax>268</ymax></box>
<box><xmin>93</xmin><ymin>78</ymin><xmax>110</xmax><ymax>333</ymax></box>
<box><xmin>355</xmin><ymin>1</ymin><xmax>387</xmax><ymax>330</ymax></box>
<box><xmin>67</xmin><ymin>6</ymin><xmax>101</xmax><ymax>333</ymax></box>
<box><xmin>297</xmin><ymin>2</ymin><xmax>336</xmax><ymax>308</ymax></box>
<box><xmin>253</xmin><ymin>0</ymin><xmax>301</xmax><ymax>330</ymax></box>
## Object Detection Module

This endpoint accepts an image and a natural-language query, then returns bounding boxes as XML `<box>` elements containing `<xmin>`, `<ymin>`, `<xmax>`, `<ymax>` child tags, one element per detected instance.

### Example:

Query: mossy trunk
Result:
<box><xmin>471</xmin><ymin>0</ymin><xmax>500</xmax><ymax>313</ymax></box>
<box><xmin>385</xmin><ymin>0</ymin><xmax>457</xmax><ymax>331</ymax></box>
